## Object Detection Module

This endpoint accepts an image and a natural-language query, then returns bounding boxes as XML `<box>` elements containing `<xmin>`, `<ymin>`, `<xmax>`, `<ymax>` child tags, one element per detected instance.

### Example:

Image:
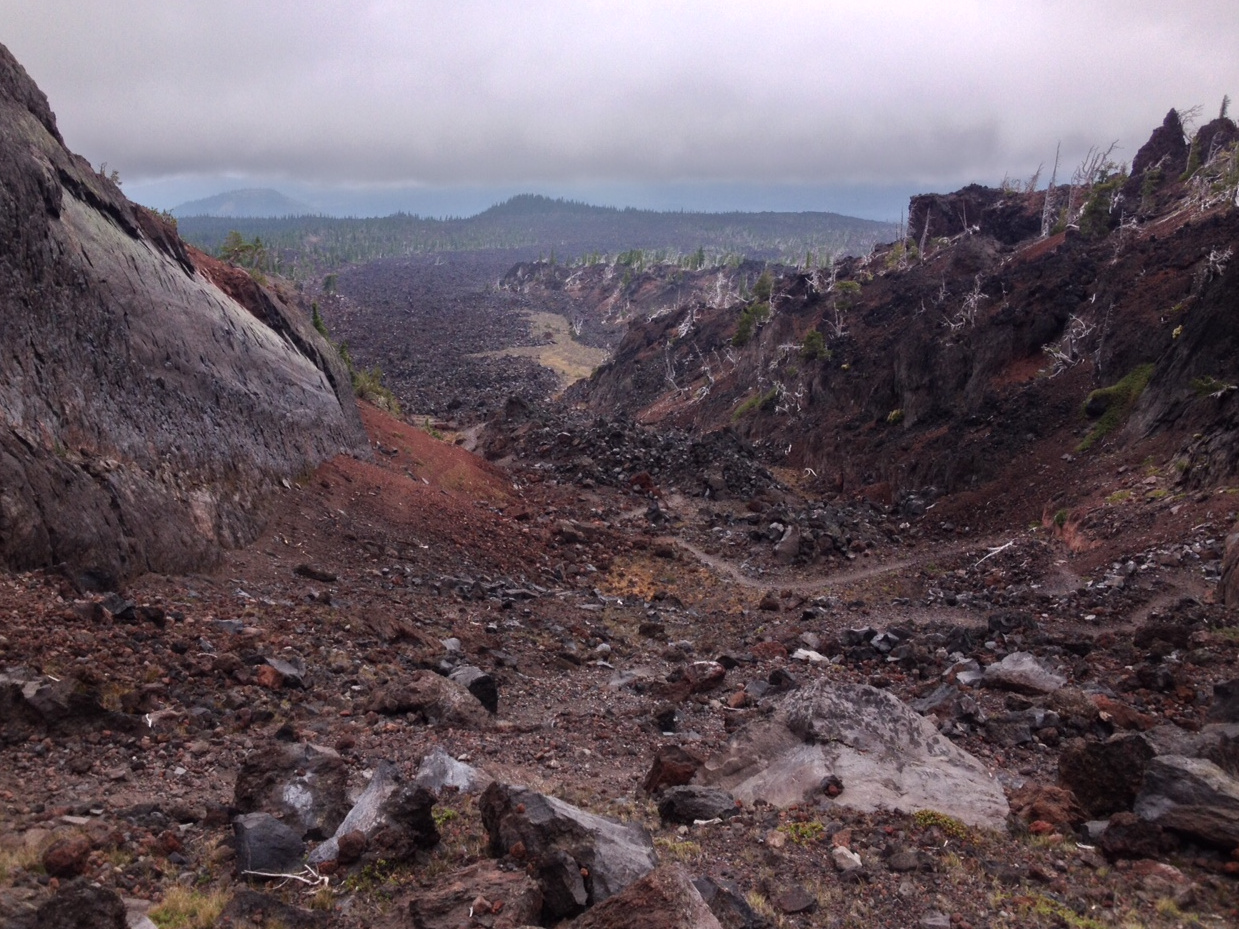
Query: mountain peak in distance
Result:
<box><xmin>172</xmin><ymin>188</ymin><xmax>313</xmax><ymax>218</ymax></box>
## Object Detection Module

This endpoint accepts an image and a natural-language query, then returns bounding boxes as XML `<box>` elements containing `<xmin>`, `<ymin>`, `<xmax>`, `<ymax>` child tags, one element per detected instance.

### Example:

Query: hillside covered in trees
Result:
<box><xmin>175</xmin><ymin>194</ymin><xmax>896</xmax><ymax>276</ymax></box>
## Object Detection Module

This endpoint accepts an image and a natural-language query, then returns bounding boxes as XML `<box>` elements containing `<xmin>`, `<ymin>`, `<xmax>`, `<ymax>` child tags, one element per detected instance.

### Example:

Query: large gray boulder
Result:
<box><xmin>982</xmin><ymin>652</ymin><xmax>1066</xmax><ymax>695</ymax></box>
<box><xmin>1133</xmin><ymin>755</ymin><xmax>1239</xmax><ymax>848</ymax></box>
<box><xmin>412</xmin><ymin>746</ymin><xmax>493</xmax><ymax>794</ymax></box>
<box><xmin>695</xmin><ymin>681</ymin><xmax>1009</xmax><ymax>829</ymax></box>
<box><xmin>480</xmin><ymin>782</ymin><xmax>658</xmax><ymax>921</ymax></box>
<box><xmin>0</xmin><ymin>42</ymin><xmax>366</xmax><ymax>583</ymax></box>
<box><xmin>307</xmin><ymin>761</ymin><xmax>438</xmax><ymax>866</ymax></box>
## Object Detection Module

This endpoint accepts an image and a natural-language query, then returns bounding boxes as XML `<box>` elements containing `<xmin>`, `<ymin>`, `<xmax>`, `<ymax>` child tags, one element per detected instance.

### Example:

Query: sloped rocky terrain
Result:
<box><xmin>4</xmin><ymin>41</ymin><xmax>1239</xmax><ymax>929</ymax></box>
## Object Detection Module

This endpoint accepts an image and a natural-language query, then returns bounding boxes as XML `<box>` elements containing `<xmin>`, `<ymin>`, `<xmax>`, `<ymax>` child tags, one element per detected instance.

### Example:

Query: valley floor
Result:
<box><xmin>2</xmin><ymin>404</ymin><xmax>1238</xmax><ymax>928</ymax></box>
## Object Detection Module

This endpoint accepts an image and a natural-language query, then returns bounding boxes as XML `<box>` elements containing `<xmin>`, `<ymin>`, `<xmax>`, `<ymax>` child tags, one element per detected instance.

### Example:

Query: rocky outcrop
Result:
<box><xmin>907</xmin><ymin>183</ymin><xmax>1041</xmax><ymax>245</ymax></box>
<box><xmin>0</xmin><ymin>42</ymin><xmax>366</xmax><ymax>584</ymax></box>
<box><xmin>1122</xmin><ymin>109</ymin><xmax>1189</xmax><ymax>210</ymax></box>
<box><xmin>695</xmin><ymin>681</ymin><xmax>1009</xmax><ymax>829</ymax></box>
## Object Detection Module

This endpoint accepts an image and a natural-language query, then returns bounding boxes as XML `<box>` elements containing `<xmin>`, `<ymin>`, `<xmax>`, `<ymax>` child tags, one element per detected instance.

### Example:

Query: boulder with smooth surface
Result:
<box><xmin>694</xmin><ymin>681</ymin><xmax>1008</xmax><ymax>828</ymax></box>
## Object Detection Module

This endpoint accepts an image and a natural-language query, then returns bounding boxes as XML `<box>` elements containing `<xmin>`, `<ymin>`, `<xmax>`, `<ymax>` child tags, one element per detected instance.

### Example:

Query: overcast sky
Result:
<box><xmin>3</xmin><ymin>1</ymin><xmax>1237</xmax><ymax>219</ymax></box>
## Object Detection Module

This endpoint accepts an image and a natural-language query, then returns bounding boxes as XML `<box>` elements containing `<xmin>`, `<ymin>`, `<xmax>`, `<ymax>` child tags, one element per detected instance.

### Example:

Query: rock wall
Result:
<box><xmin>0</xmin><ymin>43</ymin><xmax>367</xmax><ymax>584</ymax></box>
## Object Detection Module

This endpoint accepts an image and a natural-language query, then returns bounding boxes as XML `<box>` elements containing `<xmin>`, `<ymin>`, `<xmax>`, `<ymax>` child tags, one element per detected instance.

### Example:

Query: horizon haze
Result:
<box><xmin>3</xmin><ymin>2</ymin><xmax>1237</xmax><ymax>220</ymax></box>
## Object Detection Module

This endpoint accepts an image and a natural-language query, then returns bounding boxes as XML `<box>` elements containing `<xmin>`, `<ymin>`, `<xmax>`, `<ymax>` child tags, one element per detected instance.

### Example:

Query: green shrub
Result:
<box><xmin>752</xmin><ymin>270</ymin><xmax>773</xmax><ymax>303</ymax></box>
<box><xmin>1078</xmin><ymin>173</ymin><xmax>1127</xmax><ymax>239</ymax></box>
<box><xmin>311</xmin><ymin>301</ymin><xmax>329</xmax><ymax>338</ymax></box>
<box><xmin>885</xmin><ymin>408</ymin><xmax>904</xmax><ymax>425</ymax></box>
<box><xmin>733</xmin><ymin>387</ymin><xmax>779</xmax><ymax>420</ymax></box>
<box><xmin>800</xmin><ymin>330</ymin><xmax>827</xmax><ymax>360</ymax></box>
<box><xmin>732</xmin><ymin>301</ymin><xmax>771</xmax><ymax>347</ymax></box>
<box><xmin>1078</xmin><ymin>363</ymin><xmax>1155</xmax><ymax>451</ymax></box>
<box><xmin>1191</xmin><ymin>375</ymin><xmax>1236</xmax><ymax>397</ymax></box>
<box><xmin>352</xmin><ymin>365</ymin><xmax>402</xmax><ymax>414</ymax></box>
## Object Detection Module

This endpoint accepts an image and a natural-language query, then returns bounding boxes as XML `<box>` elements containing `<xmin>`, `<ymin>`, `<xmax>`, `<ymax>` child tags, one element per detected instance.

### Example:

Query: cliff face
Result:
<box><xmin>0</xmin><ymin>44</ymin><xmax>367</xmax><ymax>585</ymax></box>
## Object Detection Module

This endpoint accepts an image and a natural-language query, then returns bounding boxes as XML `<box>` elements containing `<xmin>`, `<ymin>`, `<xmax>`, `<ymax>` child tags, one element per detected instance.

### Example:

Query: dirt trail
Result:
<box><xmin>667</xmin><ymin>535</ymin><xmax>1010</xmax><ymax>594</ymax></box>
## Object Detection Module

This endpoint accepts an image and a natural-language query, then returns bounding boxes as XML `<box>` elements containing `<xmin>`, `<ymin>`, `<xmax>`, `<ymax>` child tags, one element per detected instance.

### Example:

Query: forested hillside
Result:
<box><xmin>176</xmin><ymin>194</ymin><xmax>895</xmax><ymax>276</ymax></box>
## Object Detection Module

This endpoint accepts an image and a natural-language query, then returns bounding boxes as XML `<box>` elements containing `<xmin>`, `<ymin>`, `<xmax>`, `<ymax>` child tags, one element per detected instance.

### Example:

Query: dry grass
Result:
<box><xmin>148</xmin><ymin>886</ymin><xmax>231</xmax><ymax>929</ymax></box>
<box><xmin>0</xmin><ymin>844</ymin><xmax>42</xmax><ymax>883</ymax></box>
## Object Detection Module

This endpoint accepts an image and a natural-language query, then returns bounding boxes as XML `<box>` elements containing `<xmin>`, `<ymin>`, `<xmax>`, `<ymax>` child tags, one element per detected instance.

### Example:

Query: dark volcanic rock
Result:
<box><xmin>448</xmin><ymin>664</ymin><xmax>499</xmax><ymax>713</ymax></box>
<box><xmin>1058</xmin><ymin>734</ymin><xmax>1156</xmax><ymax>818</ymax></box>
<box><xmin>219</xmin><ymin>890</ymin><xmax>328</xmax><ymax>929</ymax></box>
<box><xmin>643</xmin><ymin>744</ymin><xmax>705</xmax><ymax>795</ymax></box>
<box><xmin>0</xmin><ymin>41</ymin><xmax>366</xmax><ymax>581</ymax></box>
<box><xmin>1122</xmin><ymin>109</ymin><xmax>1189</xmax><ymax>209</ymax></box>
<box><xmin>908</xmin><ymin>184</ymin><xmax>1040</xmax><ymax>245</ymax></box>
<box><xmin>1133</xmin><ymin>754</ymin><xmax>1239</xmax><ymax>848</ymax></box>
<box><xmin>566</xmin><ymin>863</ymin><xmax>723</xmax><ymax>929</ymax></box>
<box><xmin>233</xmin><ymin>812</ymin><xmax>306</xmax><ymax>877</ymax></box>
<box><xmin>308</xmin><ymin>761</ymin><xmax>438</xmax><ymax>866</ymax></box>
<box><xmin>480</xmin><ymin>781</ymin><xmax>658</xmax><ymax>921</ymax></box>
<box><xmin>234</xmin><ymin>741</ymin><xmax>350</xmax><ymax>840</ymax></box>
<box><xmin>1098</xmin><ymin>811</ymin><xmax>1170</xmax><ymax>860</ymax></box>
<box><xmin>656</xmin><ymin>785</ymin><xmax>739</xmax><ymax>824</ymax></box>
<box><xmin>405</xmin><ymin>860</ymin><xmax>543</xmax><ymax>929</ymax></box>
<box><xmin>34</xmin><ymin>879</ymin><xmax>126</xmax><ymax>929</ymax></box>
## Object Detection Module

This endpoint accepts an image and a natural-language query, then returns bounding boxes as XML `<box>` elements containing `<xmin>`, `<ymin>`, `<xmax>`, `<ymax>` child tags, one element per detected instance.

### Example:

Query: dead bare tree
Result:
<box><xmin>1065</xmin><ymin>142</ymin><xmax>1120</xmax><ymax>227</ymax></box>
<box><xmin>1042</xmin><ymin>312</ymin><xmax>1097</xmax><ymax>375</ymax></box>
<box><xmin>944</xmin><ymin>275</ymin><xmax>988</xmax><ymax>331</ymax></box>
<box><xmin>1041</xmin><ymin>142</ymin><xmax>1061</xmax><ymax>237</ymax></box>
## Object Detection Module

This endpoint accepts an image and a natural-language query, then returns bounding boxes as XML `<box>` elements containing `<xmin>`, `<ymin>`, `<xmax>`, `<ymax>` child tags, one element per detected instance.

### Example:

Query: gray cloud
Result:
<box><xmin>3</xmin><ymin>1</ymin><xmax>1237</xmax><ymax>215</ymax></box>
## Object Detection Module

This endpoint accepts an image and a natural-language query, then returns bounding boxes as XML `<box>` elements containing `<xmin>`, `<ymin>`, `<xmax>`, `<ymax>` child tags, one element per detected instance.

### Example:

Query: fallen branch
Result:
<box><xmin>973</xmin><ymin>540</ymin><xmax>1015</xmax><ymax>568</ymax></box>
<box><xmin>240</xmin><ymin>866</ymin><xmax>330</xmax><ymax>893</ymax></box>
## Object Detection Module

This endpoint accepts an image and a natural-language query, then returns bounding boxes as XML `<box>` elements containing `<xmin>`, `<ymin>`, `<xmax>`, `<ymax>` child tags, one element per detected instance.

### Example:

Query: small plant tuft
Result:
<box><xmin>733</xmin><ymin>387</ymin><xmax>779</xmax><ymax>420</ymax></box>
<box><xmin>1078</xmin><ymin>363</ymin><xmax>1155</xmax><ymax>452</ymax></box>
<box><xmin>777</xmin><ymin>820</ymin><xmax>825</xmax><ymax>845</ymax></box>
<box><xmin>912</xmin><ymin>808</ymin><xmax>969</xmax><ymax>840</ymax></box>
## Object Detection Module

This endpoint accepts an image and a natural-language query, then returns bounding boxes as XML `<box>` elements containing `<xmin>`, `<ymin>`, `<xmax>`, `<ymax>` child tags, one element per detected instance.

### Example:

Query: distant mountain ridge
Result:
<box><xmin>176</xmin><ymin>194</ymin><xmax>897</xmax><ymax>272</ymax></box>
<box><xmin>173</xmin><ymin>187</ymin><xmax>314</xmax><ymax>218</ymax></box>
